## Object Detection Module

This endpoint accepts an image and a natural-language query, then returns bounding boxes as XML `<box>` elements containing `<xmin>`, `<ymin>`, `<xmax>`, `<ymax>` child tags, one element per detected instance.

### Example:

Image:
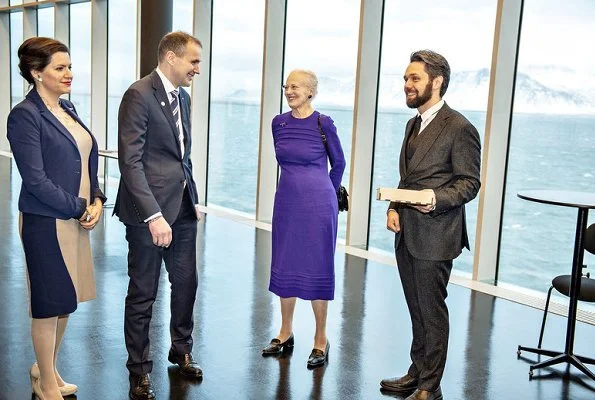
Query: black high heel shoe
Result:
<box><xmin>307</xmin><ymin>340</ymin><xmax>330</xmax><ymax>368</ymax></box>
<box><xmin>262</xmin><ymin>333</ymin><xmax>295</xmax><ymax>355</ymax></box>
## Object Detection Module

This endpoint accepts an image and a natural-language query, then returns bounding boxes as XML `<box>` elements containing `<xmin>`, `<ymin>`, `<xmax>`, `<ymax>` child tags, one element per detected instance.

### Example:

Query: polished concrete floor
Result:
<box><xmin>1</xmin><ymin>155</ymin><xmax>595</xmax><ymax>400</ymax></box>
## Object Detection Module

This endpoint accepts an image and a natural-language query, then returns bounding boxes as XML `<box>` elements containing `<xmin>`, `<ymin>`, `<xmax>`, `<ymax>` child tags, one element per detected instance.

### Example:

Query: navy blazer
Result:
<box><xmin>7</xmin><ymin>88</ymin><xmax>106</xmax><ymax>220</ymax></box>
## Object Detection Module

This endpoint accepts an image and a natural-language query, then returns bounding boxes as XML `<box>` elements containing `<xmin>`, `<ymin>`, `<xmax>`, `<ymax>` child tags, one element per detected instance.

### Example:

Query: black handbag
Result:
<box><xmin>317</xmin><ymin>115</ymin><xmax>349</xmax><ymax>212</ymax></box>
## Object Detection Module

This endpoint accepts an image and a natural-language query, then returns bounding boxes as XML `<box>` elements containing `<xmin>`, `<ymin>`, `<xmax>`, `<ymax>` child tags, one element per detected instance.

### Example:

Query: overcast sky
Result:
<box><xmin>9</xmin><ymin>0</ymin><xmax>595</xmax><ymax>98</ymax></box>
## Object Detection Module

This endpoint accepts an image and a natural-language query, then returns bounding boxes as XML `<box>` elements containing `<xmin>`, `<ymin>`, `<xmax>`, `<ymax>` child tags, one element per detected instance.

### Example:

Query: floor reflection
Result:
<box><xmin>1</xmin><ymin>156</ymin><xmax>595</xmax><ymax>399</ymax></box>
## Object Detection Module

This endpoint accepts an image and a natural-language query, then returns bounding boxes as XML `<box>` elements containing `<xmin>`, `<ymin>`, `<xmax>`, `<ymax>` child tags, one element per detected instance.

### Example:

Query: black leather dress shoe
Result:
<box><xmin>129</xmin><ymin>373</ymin><xmax>156</xmax><ymax>400</ymax></box>
<box><xmin>380</xmin><ymin>373</ymin><xmax>418</xmax><ymax>394</ymax></box>
<box><xmin>168</xmin><ymin>351</ymin><xmax>203</xmax><ymax>378</ymax></box>
<box><xmin>405</xmin><ymin>387</ymin><xmax>443</xmax><ymax>400</ymax></box>
<box><xmin>307</xmin><ymin>340</ymin><xmax>330</xmax><ymax>368</ymax></box>
<box><xmin>262</xmin><ymin>333</ymin><xmax>295</xmax><ymax>355</ymax></box>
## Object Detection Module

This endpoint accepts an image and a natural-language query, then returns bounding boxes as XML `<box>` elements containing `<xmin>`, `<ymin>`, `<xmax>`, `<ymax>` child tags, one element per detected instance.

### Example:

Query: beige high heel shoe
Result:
<box><xmin>30</xmin><ymin>362</ymin><xmax>78</xmax><ymax>396</ymax></box>
<box><xmin>31</xmin><ymin>375</ymin><xmax>45</xmax><ymax>400</ymax></box>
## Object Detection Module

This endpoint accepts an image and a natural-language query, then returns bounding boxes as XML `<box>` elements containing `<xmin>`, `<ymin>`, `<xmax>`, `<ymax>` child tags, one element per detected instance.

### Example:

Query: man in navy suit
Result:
<box><xmin>113</xmin><ymin>31</ymin><xmax>203</xmax><ymax>400</ymax></box>
<box><xmin>380</xmin><ymin>50</ymin><xmax>481</xmax><ymax>400</ymax></box>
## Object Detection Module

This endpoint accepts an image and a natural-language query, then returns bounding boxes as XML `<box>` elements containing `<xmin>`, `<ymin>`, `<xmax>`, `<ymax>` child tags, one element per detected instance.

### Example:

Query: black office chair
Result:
<box><xmin>537</xmin><ymin>223</ymin><xmax>595</xmax><ymax>348</ymax></box>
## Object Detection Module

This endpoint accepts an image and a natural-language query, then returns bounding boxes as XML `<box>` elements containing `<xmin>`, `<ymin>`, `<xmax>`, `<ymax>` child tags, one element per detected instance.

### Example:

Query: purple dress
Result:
<box><xmin>269</xmin><ymin>111</ymin><xmax>346</xmax><ymax>300</ymax></box>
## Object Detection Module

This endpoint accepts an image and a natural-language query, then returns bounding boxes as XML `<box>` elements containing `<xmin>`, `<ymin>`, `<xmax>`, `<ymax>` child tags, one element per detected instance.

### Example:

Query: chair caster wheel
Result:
<box><xmin>529</xmin><ymin>370</ymin><xmax>534</xmax><ymax>379</ymax></box>
<box><xmin>517</xmin><ymin>349</ymin><xmax>521</xmax><ymax>357</ymax></box>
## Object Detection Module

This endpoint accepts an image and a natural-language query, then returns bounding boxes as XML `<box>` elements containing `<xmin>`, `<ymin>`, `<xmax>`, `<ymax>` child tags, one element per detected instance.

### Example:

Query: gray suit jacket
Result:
<box><xmin>114</xmin><ymin>70</ymin><xmax>199</xmax><ymax>226</ymax></box>
<box><xmin>388</xmin><ymin>102</ymin><xmax>481</xmax><ymax>261</ymax></box>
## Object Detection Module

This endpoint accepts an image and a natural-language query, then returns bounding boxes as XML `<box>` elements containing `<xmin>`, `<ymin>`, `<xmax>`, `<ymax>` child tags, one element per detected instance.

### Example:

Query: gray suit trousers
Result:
<box><xmin>396</xmin><ymin>239</ymin><xmax>452</xmax><ymax>391</ymax></box>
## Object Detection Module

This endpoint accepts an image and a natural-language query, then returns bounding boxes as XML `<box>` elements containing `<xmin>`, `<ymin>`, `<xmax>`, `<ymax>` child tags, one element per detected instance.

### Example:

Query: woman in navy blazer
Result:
<box><xmin>7</xmin><ymin>37</ymin><xmax>106</xmax><ymax>400</ymax></box>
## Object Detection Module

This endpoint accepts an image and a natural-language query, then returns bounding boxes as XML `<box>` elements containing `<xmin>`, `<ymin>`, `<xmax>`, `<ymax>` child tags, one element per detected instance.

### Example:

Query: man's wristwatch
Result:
<box><xmin>147</xmin><ymin>215</ymin><xmax>162</xmax><ymax>224</ymax></box>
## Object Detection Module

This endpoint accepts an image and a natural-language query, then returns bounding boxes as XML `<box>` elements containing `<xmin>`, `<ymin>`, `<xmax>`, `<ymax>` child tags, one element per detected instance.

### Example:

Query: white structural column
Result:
<box><xmin>0</xmin><ymin>1</ymin><xmax>10</xmax><ymax>151</ymax></box>
<box><xmin>191</xmin><ymin>0</ymin><xmax>213</xmax><ymax>205</ymax></box>
<box><xmin>345</xmin><ymin>0</ymin><xmax>384</xmax><ymax>248</ymax></box>
<box><xmin>255</xmin><ymin>0</ymin><xmax>287</xmax><ymax>223</ymax></box>
<box><xmin>90</xmin><ymin>0</ymin><xmax>108</xmax><ymax>156</ymax></box>
<box><xmin>22</xmin><ymin>2</ymin><xmax>37</xmax><ymax>39</ymax></box>
<box><xmin>473</xmin><ymin>0</ymin><xmax>524</xmax><ymax>282</ymax></box>
<box><xmin>54</xmin><ymin>2</ymin><xmax>69</xmax><ymax>46</ymax></box>
<box><xmin>21</xmin><ymin>2</ymin><xmax>37</xmax><ymax>107</ymax></box>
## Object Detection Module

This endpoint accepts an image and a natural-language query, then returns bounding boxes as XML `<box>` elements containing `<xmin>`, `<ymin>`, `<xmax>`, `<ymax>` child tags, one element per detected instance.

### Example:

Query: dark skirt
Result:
<box><xmin>20</xmin><ymin>212</ymin><xmax>95</xmax><ymax>318</ymax></box>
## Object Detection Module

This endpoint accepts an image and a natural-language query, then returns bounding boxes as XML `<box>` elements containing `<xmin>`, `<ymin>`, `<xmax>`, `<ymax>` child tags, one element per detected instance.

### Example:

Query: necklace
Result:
<box><xmin>41</xmin><ymin>96</ymin><xmax>77</xmax><ymax>127</ymax></box>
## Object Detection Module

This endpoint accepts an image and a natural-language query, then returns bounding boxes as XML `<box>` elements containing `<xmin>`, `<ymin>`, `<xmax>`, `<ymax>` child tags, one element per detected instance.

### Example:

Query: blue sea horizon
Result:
<box><xmin>24</xmin><ymin>94</ymin><xmax>593</xmax><ymax>297</ymax></box>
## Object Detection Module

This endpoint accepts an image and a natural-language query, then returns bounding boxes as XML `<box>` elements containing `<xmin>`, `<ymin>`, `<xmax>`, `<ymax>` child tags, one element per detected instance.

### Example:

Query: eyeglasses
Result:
<box><xmin>282</xmin><ymin>84</ymin><xmax>300</xmax><ymax>91</ymax></box>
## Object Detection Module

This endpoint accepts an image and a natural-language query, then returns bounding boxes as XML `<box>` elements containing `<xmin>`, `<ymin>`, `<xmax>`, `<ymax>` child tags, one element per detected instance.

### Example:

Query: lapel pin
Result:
<box><xmin>161</xmin><ymin>101</ymin><xmax>165</xmax><ymax>106</ymax></box>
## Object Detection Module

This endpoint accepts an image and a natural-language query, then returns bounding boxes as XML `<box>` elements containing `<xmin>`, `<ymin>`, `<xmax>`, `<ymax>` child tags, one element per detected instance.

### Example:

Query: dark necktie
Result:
<box><xmin>408</xmin><ymin>115</ymin><xmax>422</xmax><ymax>146</ymax></box>
<box><xmin>170</xmin><ymin>89</ymin><xmax>184</xmax><ymax>155</ymax></box>
<box><xmin>412</xmin><ymin>115</ymin><xmax>422</xmax><ymax>137</ymax></box>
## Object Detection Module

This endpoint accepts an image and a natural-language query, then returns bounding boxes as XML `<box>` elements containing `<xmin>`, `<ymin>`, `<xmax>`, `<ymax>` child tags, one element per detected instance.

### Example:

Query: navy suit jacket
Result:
<box><xmin>7</xmin><ymin>88</ymin><xmax>105</xmax><ymax>220</ymax></box>
<box><xmin>113</xmin><ymin>70</ymin><xmax>199</xmax><ymax>226</ymax></box>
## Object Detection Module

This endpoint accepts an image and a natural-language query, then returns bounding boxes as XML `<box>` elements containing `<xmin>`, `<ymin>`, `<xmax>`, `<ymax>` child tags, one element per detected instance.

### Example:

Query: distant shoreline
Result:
<box><xmin>207</xmin><ymin>98</ymin><xmax>595</xmax><ymax>118</ymax></box>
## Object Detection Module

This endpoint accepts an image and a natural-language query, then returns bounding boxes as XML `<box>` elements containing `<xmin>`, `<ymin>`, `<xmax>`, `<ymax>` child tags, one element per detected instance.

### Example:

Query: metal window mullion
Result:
<box><xmin>0</xmin><ymin>2</ymin><xmax>10</xmax><ymax>151</ymax></box>
<box><xmin>472</xmin><ymin>0</ymin><xmax>524</xmax><ymax>282</ymax></box>
<box><xmin>345</xmin><ymin>0</ymin><xmax>384</xmax><ymax>248</ymax></box>
<box><xmin>191</xmin><ymin>0</ymin><xmax>213</xmax><ymax>206</ymax></box>
<box><xmin>255</xmin><ymin>0</ymin><xmax>287</xmax><ymax>223</ymax></box>
<box><xmin>90</xmin><ymin>0</ymin><xmax>108</xmax><ymax>183</ymax></box>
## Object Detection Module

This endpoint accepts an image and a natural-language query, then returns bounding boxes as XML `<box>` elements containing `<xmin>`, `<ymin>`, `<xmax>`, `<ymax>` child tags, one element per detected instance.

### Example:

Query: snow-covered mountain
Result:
<box><xmin>216</xmin><ymin>66</ymin><xmax>595</xmax><ymax>115</ymax></box>
<box><xmin>446</xmin><ymin>68</ymin><xmax>595</xmax><ymax>114</ymax></box>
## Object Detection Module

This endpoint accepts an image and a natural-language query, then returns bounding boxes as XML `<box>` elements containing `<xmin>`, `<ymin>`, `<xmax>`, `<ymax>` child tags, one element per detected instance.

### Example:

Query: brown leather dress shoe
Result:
<box><xmin>380</xmin><ymin>373</ymin><xmax>418</xmax><ymax>394</ymax></box>
<box><xmin>262</xmin><ymin>333</ymin><xmax>295</xmax><ymax>355</ymax></box>
<box><xmin>405</xmin><ymin>387</ymin><xmax>443</xmax><ymax>400</ymax></box>
<box><xmin>168</xmin><ymin>351</ymin><xmax>203</xmax><ymax>378</ymax></box>
<box><xmin>307</xmin><ymin>340</ymin><xmax>330</xmax><ymax>368</ymax></box>
<box><xmin>129</xmin><ymin>373</ymin><xmax>156</xmax><ymax>400</ymax></box>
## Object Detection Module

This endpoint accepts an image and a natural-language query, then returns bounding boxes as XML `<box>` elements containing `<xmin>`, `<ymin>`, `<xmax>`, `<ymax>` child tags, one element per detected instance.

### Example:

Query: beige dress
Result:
<box><xmin>20</xmin><ymin>118</ymin><xmax>96</xmax><ymax>318</ymax></box>
<box><xmin>57</xmin><ymin>121</ymin><xmax>96</xmax><ymax>302</ymax></box>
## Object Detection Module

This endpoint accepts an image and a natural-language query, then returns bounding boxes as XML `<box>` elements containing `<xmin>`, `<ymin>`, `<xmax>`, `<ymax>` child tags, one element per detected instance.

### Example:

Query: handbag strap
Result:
<box><xmin>317</xmin><ymin>114</ymin><xmax>329</xmax><ymax>154</ymax></box>
<box><xmin>318</xmin><ymin>114</ymin><xmax>345</xmax><ymax>199</ymax></box>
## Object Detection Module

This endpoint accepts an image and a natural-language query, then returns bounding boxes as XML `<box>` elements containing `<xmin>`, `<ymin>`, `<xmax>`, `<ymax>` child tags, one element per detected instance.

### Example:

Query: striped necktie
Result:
<box><xmin>170</xmin><ymin>89</ymin><xmax>184</xmax><ymax>155</ymax></box>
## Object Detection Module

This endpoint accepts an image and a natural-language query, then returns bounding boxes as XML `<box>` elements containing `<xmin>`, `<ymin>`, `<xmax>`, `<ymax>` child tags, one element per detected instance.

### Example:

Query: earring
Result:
<box><xmin>36</xmin><ymin>76</ymin><xmax>43</xmax><ymax>82</ymax></box>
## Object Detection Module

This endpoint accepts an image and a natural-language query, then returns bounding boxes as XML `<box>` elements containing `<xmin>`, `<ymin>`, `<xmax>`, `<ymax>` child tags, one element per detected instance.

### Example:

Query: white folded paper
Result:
<box><xmin>376</xmin><ymin>188</ymin><xmax>434</xmax><ymax>206</ymax></box>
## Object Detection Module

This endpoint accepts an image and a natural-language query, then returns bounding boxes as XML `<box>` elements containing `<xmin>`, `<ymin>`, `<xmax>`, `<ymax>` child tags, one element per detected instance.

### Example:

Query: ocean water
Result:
<box><xmin>92</xmin><ymin>98</ymin><xmax>595</xmax><ymax>294</ymax></box>
<box><xmin>203</xmin><ymin>102</ymin><xmax>595</xmax><ymax>294</ymax></box>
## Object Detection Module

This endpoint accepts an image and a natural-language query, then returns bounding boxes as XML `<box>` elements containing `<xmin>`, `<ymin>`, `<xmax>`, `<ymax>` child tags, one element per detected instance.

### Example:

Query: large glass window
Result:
<box><xmin>283</xmin><ymin>0</ymin><xmax>361</xmax><ymax>238</ymax></box>
<box><xmin>172</xmin><ymin>0</ymin><xmax>193</xmax><ymax>33</ymax></box>
<box><xmin>37</xmin><ymin>6</ymin><xmax>54</xmax><ymax>38</ymax></box>
<box><xmin>68</xmin><ymin>2</ymin><xmax>91</xmax><ymax>126</ymax></box>
<box><xmin>499</xmin><ymin>0</ymin><xmax>595</xmax><ymax>296</ymax></box>
<box><xmin>206</xmin><ymin>0</ymin><xmax>265</xmax><ymax>215</ymax></box>
<box><xmin>369</xmin><ymin>0</ymin><xmax>497</xmax><ymax>275</ymax></box>
<box><xmin>171</xmin><ymin>0</ymin><xmax>194</xmax><ymax>108</ymax></box>
<box><xmin>10</xmin><ymin>11</ymin><xmax>23</xmax><ymax>108</ymax></box>
<box><xmin>106</xmin><ymin>0</ymin><xmax>137</xmax><ymax>199</ymax></box>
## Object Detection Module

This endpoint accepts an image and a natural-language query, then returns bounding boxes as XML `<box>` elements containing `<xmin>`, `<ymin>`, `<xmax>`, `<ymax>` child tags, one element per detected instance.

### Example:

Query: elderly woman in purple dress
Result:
<box><xmin>262</xmin><ymin>69</ymin><xmax>346</xmax><ymax>368</ymax></box>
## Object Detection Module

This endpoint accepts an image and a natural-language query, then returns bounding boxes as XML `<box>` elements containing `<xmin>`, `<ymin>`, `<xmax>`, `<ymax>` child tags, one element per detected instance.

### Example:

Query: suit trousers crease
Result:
<box><xmin>124</xmin><ymin>190</ymin><xmax>198</xmax><ymax>375</ymax></box>
<box><xmin>396</xmin><ymin>237</ymin><xmax>452</xmax><ymax>391</ymax></box>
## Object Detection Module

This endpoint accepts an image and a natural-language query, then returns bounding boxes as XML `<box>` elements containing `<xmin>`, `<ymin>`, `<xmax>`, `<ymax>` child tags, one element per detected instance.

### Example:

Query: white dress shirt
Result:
<box><xmin>416</xmin><ymin>99</ymin><xmax>444</xmax><ymax>135</ymax></box>
<box><xmin>144</xmin><ymin>69</ymin><xmax>198</xmax><ymax>224</ymax></box>
<box><xmin>156</xmin><ymin>67</ymin><xmax>184</xmax><ymax>156</ymax></box>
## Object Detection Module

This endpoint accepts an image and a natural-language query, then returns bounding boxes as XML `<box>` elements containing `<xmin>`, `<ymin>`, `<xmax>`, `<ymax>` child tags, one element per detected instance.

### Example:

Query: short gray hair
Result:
<box><xmin>289</xmin><ymin>69</ymin><xmax>318</xmax><ymax>98</ymax></box>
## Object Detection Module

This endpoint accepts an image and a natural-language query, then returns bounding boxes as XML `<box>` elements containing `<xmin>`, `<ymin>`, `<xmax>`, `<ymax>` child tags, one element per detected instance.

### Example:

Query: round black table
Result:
<box><xmin>516</xmin><ymin>190</ymin><xmax>595</xmax><ymax>380</ymax></box>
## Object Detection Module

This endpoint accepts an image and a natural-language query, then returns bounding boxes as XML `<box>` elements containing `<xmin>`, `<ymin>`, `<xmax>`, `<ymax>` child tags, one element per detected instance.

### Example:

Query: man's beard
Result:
<box><xmin>406</xmin><ymin>80</ymin><xmax>433</xmax><ymax>109</ymax></box>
